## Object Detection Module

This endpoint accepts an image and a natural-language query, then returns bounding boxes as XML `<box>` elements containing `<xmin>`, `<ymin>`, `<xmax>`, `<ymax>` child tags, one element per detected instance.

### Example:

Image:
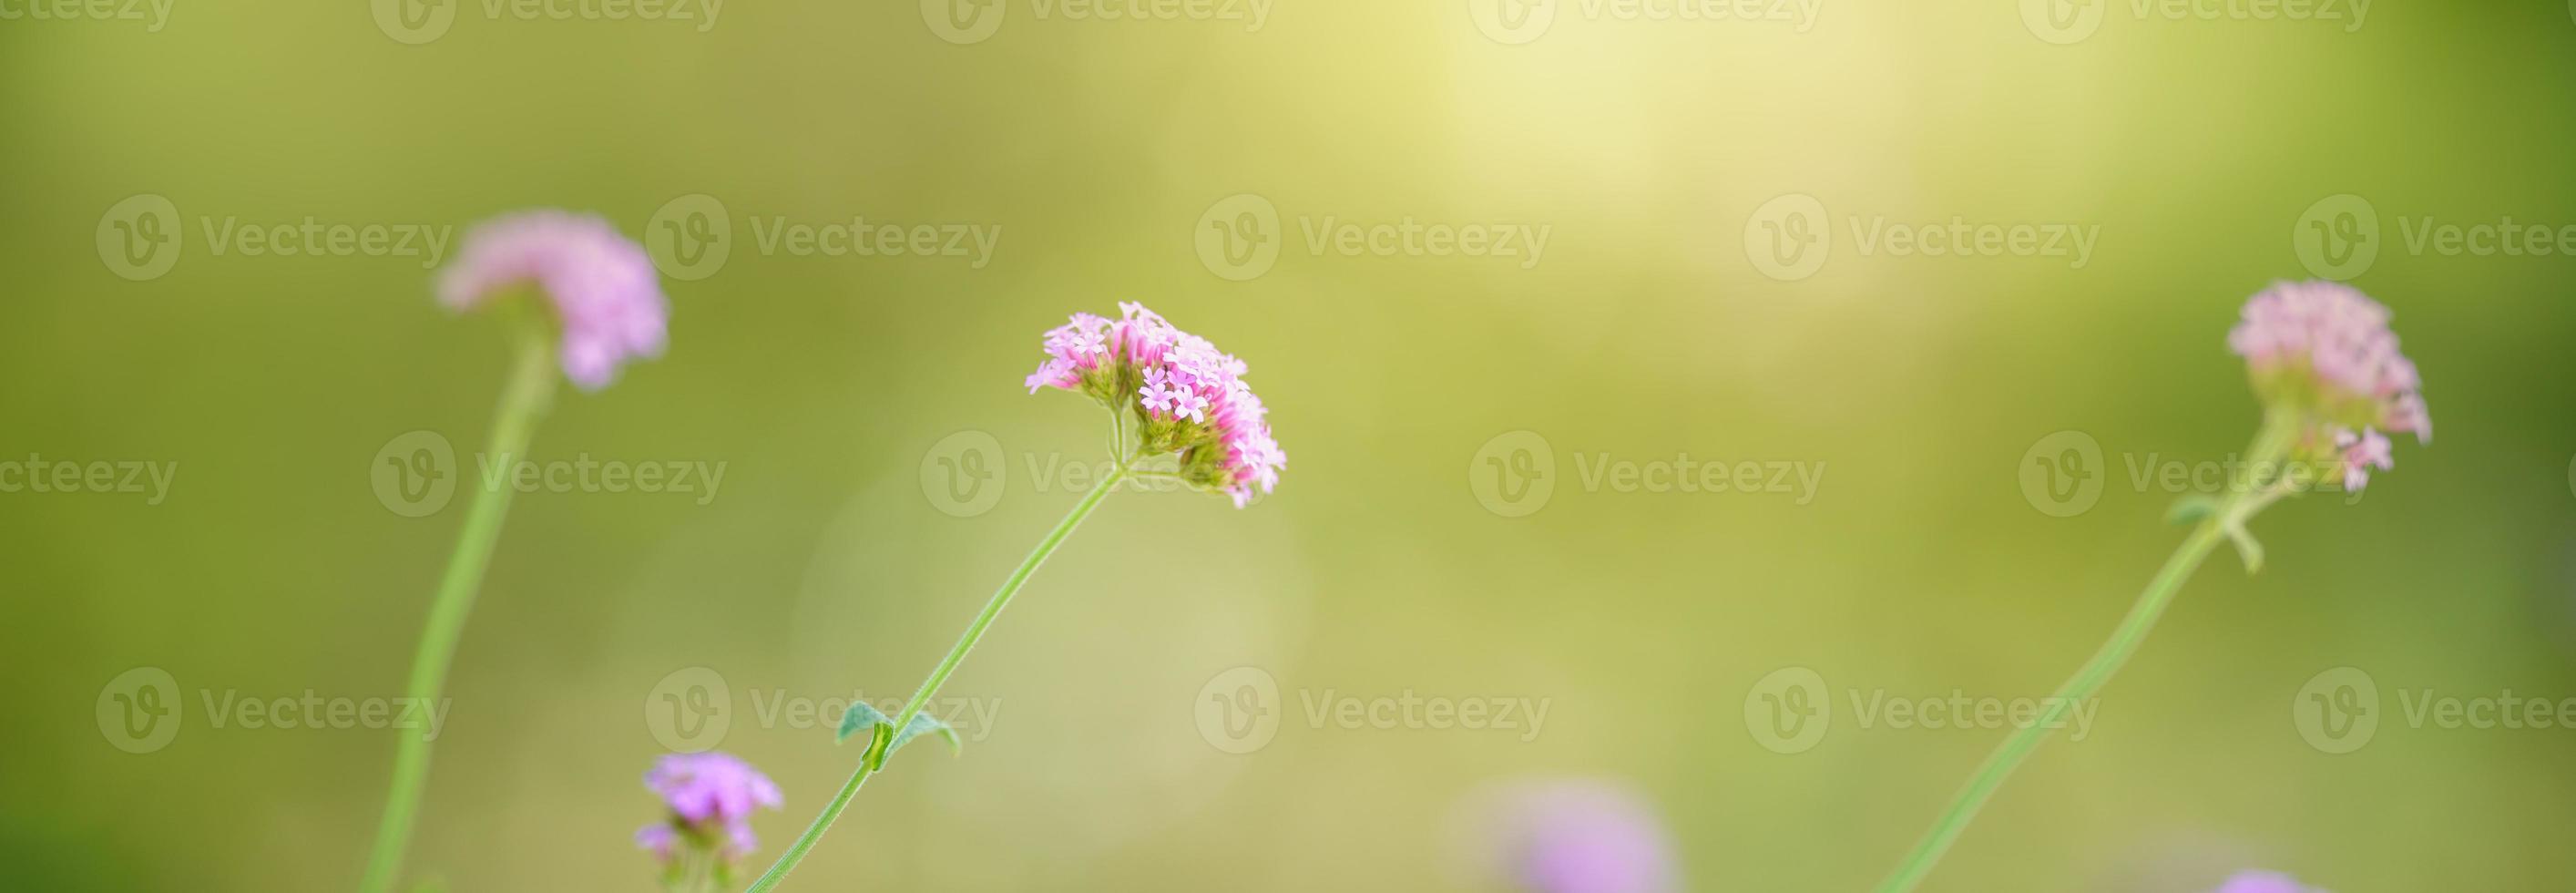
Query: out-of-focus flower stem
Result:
<box><xmin>744</xmin><ymin>455</ymin><xmax>1130</xmax><ymax>893</ymax></box>
<box><xmin>1873</xmin><ymin>412</ymin><xmax>2300</xmax><ymax>893</ymax></box>
<box><xmin>359</xmin><ymin>312</ymin><xmax>557</xmax><ymax>893</ymax></box>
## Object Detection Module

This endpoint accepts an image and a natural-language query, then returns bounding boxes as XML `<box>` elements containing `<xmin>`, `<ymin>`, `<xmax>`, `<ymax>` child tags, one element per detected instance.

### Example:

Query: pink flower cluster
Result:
<box><xmin>2227</xmin><ymin>281</ymin><xmax>2429</xmax><ymax>491</ymax></box>
<box><xmin>2213</xmin><ymin>870</ymin><xmax>2326</xmax><ymax>893</ymax></box>
<box><xmin>635</xmin><ymin>751</ymin><xmax>782</xmax><ymax>862</ymax></box>
<box><xmin>1026</xmin><ymin>303</ymin><xmax>1285</xmax><ymax>507</ymax></box>
<box><xmin>438</xmin><ymin>210</ymin><xmax>670</xmax><ymax>391</ymax></box>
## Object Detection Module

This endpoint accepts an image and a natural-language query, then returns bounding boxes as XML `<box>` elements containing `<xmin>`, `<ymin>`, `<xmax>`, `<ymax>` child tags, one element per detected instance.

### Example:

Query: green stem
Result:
<box><xmin>1870</xmin><ymin>520</ymin><xmax>2225</xmax><ymax>893</ymax></box>
<box><xmin>1874</xmin><ymin>412</ymin><xmax>2302</xmax><ymax>893</ymax></box>
<box><xmin>358</xmin><ymin>319</ymin><xmax>556</xmax><ymax>893</ymax></box>
<box><xmin>742</xmin><ymin>464</ymin><xmax>1129</xmax><ymax>893</ymax></box>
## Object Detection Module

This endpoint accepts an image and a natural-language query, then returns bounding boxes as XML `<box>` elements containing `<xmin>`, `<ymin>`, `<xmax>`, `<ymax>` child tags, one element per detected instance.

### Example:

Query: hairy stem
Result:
<box><xmin>358</xmin><ymin>318</ymin><xmax>556</xmax><ymax>893</ymax></box>
<box><xmin>743</xmin><ymin>464</ymin><xmax>1128</xmax><ymax>892</ymax></box>
<box><xmin>1873</xmin><ymin>413</ymin><xmax>2300</xmax><ymax>892</ymax></box>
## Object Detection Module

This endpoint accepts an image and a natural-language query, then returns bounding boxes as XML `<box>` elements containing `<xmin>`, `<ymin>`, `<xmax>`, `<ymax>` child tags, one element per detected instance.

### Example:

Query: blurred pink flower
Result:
<box><xmin>2227</xmin><ymin>281</ymin><xmax>2428</xmax><ymax>491</ymax></box>
<box><xmin>1470</xmin><ymin>779</ymin><xmax>1677</xmax><ymax>893</ymax></box>
<box><xmin>438</xmin><ymin>210</ymin><xmax>669</xmax><ymax>391</ymax></box>
<box><xmin>2214</xmin><ymin>869</ymin><xmax>2326</xmax><ymax>893</ymax></box>
<box><xmin>639</xmin><ymin>751</ymin><xmax>782</xmax><ymax>860</ymax></box>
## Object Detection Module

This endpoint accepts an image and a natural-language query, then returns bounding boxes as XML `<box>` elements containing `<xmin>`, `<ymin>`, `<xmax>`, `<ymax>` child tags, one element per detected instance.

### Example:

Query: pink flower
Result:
<box><xmin>2229</xmin><ymin>281</ymin><xmax>2428</xmax><ymax>491</ymax></box>
<box><xmin>2213</xmin><ymin>869</ymin><xmax>2325</xmax><ymax>893</ymax></box>
<box><xmin>1470</xmin><ymin>779</ymin><xmax>1678</xmax><ymax>893</ymax></box>
<box><xmin>1027</xmin><ymin>303</ymin><xmax>1285</xmax><ymax>508</ymax></box>
<box><xmin>639</xmin><ymin>752</ymin><xmax>782</xmax><ymax>860</ymax></box>
<box><xmin>2229</xmin><ymin>281</ymin><xmax>2428</xmax><ymax>444</ymax></box>
<box><xmin>438</xmin><ymin>210</ymin><xmax>669</xmax><ymax>391</ymax></box>
<box><xmin>2332</xmin><ymin>426</ymin><xmax>2393</xmax><ymax>491</ymax></box>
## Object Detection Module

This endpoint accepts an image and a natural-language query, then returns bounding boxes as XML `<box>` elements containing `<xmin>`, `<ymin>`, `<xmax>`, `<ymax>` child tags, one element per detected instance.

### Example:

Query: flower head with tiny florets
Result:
<box><xmin>2228</xmin><ymin>280</ymin><xmax>2428</xmax><ymax>494</ymax></box>
<box><xmin>637</xmin><ymin>752</ymin><xmax>782</xmax><ymax>889</ymax></box>
<box><xmin>438</xmin><ymin>210</ymin><xmax>670</xmax><ymax>391</ymax></box>
<box><xmin>1027</xmin><ymin>302</ymin><xmax>1284</xmax><ymax>507</ymax></box>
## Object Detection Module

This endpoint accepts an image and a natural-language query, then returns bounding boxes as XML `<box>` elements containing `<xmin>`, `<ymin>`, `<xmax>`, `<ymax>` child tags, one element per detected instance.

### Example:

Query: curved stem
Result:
<box><xmin>1870</xmin><ymin>521</ymin><xmax>2224</xmax><ymax>893</ymax></box>
<box><xmin>1874</xmin><ymin>412</ymin><xmax>2302</xmax><ymax>892</ymax></box>
<box><xmin>359</xmin><ymin>319</ymin><xmax>556</xmax><ymax>893</ymax></box>
<box><xmin>743</xmin><ymin>464</ymin><xmax>1128</xmax><ymax>893</ymax></box>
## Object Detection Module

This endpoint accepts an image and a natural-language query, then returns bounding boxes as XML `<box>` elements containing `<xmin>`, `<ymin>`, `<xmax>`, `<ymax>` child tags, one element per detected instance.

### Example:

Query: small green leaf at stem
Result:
<box><xmin>834</xmin><ymin>701</ymin><xmax>964</xmax><ymax>757</ymax></box>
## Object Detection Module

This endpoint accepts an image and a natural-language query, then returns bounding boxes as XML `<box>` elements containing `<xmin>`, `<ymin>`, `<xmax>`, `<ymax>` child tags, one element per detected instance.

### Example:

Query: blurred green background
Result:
<box><xmin>7</xmin><ymin>0</ymin><xmax>2576</xmax><ymax>890</ymax></box>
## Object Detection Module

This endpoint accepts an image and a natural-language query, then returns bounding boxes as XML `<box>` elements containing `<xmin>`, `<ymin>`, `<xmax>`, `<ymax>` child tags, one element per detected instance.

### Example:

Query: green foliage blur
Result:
<box><xmin>6</xmin><ymin>1</ymin><xmax>2576</xmax><ymax>890</ymax></box>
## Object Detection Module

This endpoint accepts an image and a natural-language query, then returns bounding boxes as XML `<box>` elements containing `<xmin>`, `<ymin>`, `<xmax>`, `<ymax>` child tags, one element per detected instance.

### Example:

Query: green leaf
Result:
<box><xmin>835</xmin><ymin>702</ymin><xmax>963</xmax><ymax>757</ymax></box>
<box><xmin>2222</xmin><ymin>519</ymin><xmax>2265</xmax><ymax>575</ymax></box>
<box><xmin>2164</xmin><ymin>495</ymin><xmax>2223</xmax><ymax>526</ymax></box>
